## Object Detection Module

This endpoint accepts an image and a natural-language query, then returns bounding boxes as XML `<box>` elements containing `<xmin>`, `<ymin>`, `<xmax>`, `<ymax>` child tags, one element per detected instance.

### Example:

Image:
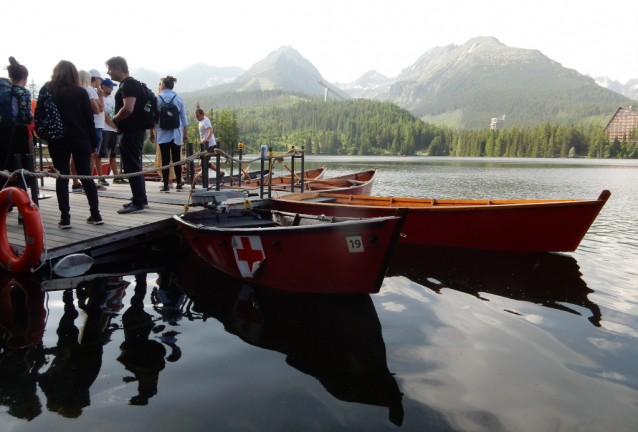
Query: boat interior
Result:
<box><xmin>180</xmin><ymin>208</ymin><xmax>364</xmax><ymax>229</ymax></box>
<box><xmin>291</xmin><ymin>193</ymin><xmax>592</xmax><ymax>207</ymax></box>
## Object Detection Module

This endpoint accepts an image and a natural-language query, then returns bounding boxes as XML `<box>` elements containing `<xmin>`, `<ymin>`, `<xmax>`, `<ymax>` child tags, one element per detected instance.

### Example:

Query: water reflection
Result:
<box><xmin>178</xmin><ymin>260</ymin><xmax>405</xmax><ymax>426</ymax></box>
<box><xmin>388</xmin><ymin>244</ymin><xmax>601</xmax><ymax>326</ymax></box>
<box><xmin>0</xmin><ymin>275</ymin><xmax>46</xmax><ymax>421</ymax></box>
<box><xmin>0</xmin><ymin>263</ymin><xmax>404</xmax><ymax>426</ymax></box>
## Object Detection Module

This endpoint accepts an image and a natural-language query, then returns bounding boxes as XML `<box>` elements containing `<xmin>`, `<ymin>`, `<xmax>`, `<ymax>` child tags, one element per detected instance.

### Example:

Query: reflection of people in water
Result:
<box><xmin>39</xmin><ymin>289</ymin><xmax>103</xmax><ymax>418</ymax></box>
<box><xmin>118</xmin><ymin>274</ymin><xmax>166</xmax><ymax>405</ymax></box>
<box><xmin>151</xmin><ymin>273</ymin><xmax>185</xmax><ymax>362</ymax></box>
<box><xmin>0</xmin><ymin>276</ymin><xmax>47</xmax><ymax>421</ymax></box>
<box><xmin>39</xmin><ymin>278</ymin><xmax>127</xmax><ymax>418</ymax></box>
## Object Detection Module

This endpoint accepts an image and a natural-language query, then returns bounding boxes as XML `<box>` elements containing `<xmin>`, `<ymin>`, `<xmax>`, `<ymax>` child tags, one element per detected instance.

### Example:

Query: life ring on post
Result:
<box><xmin>0</xmin><ymin>187</ymin><xmax>43</xmax><ymax>272</ymax></box>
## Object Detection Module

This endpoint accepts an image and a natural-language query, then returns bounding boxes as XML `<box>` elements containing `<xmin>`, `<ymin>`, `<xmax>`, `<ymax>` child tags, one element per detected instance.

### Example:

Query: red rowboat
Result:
<box><xmin>291</xmin><ymin>169</ymin><xmax>377</xmax><ymax>195</ymax></box>
<box><xmin>173</xmin><ymin>208</ymin><xmax>407</xmax><ymax>293</ymax></box>
<box><xmin>271</xmin><ymin>190</ymin><xmax>611</xmax><ymax>252</ymax></box>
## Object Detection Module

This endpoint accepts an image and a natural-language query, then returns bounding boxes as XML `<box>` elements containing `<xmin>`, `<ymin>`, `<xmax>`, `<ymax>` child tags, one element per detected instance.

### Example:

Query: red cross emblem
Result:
<box><xmin>232</xmin><ymin>236</ymin><xmax>265</xmax><ymax>278</ymax></box>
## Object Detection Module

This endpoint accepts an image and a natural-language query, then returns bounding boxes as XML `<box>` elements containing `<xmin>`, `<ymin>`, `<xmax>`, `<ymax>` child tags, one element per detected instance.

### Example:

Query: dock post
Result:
<box><xmin>25</xmin><ymin>155</ymin><xmax>39</xmax><ymax>206</ymax></box>
<box><xmin>267</xmin><ymin>147</ymin><xmax>272</xmax><ymax>199</ymax></box>
<box><xmin>187</xmin><ymin>142</ymin><xmax>194</xmax><ymax>188</ymax></box>
<box><xmin>200</xmin><ymin>143</ymin><xmax>209</xmax><ymax>189</ymax></box>
<box><xmin>259</xmin><ymin>145</ymin><xmax>268</xmax><ymax>199</ymax></box>
<box><xmin>37</xmin><ymin>137</ymin><xmax>44</xmax><ymax>187</ymax></box>
<box><xmin>290</xmin><ymin>146</ymin><xmax>295</xmax><ymax>193</ymax></box>
<box><xmin>215</xmin><ymin>150</ymin><xmax>221</xmax><ymax>191</ymax></box>
<box><xmin>300</xmin><ymin>146</ymin><xmax>305</xmax><ymax>193</ymax></box>
<box><xmin>238</xmin><ymin>142</ymin><xmax>243</xmax><ymax>185</ymax></box>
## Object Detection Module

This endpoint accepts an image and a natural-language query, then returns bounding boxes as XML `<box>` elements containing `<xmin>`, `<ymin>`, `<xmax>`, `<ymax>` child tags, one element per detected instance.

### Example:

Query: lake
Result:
<box><xmin>2</xmin><ymin>156</ymin><xmax>638</xmax><ymax>431</ymax></box>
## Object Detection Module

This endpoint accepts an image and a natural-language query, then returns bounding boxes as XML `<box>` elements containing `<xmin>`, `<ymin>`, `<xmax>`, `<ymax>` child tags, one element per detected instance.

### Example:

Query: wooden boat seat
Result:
<box><xmin>304</xmin><ymin>197</ymin><xmax>338</xmax><ymax>203</ymax></box>
<box><xmin>204</xmin><ymin>219</ymin><xmax>279</xmax><ymax>229</ymax></box>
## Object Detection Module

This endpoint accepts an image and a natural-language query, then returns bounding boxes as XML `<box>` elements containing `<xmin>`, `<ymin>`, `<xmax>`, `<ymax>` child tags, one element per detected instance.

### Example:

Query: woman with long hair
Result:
<box><xmin>149</xmin><ymin>76</ymin><xmax>188</xmax><ymax>192</ymax></box>
<box><xmin>0</xmin><ymin>57</ymin><xmax>33</xmax><ymax>182</ymax></box>
<box><xmin>38</xmin><ymin>60</ymin><xmax>102</xmax><ymax>228</ymax></box>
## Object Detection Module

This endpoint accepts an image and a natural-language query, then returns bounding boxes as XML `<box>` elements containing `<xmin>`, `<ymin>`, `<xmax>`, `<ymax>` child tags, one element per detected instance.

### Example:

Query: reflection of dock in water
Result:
<box><xmin>388</xmin><ymin>244</ymin><xmax>602</xmax><ymax>326</ymax></box>
<box><xmin>179</xmin><ymin>259</ymin><xmax>405</xmax><ymax>426</ymax></box>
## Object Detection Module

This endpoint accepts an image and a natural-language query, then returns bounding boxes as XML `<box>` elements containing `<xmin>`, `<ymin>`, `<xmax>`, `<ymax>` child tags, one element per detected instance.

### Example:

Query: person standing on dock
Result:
<box><xmin>195</xmin><ymin>104</ymin><xmax>223</xmax><ymax>177</ymax></box>
<box><xmin>99</xmin><ymin>78</ymin><xmax>126</xmax><ymax>183</ymax></box>
<box><xmin>149</xmin><ymin>76</ymin><xmax>188</xmax><ymax>193</ymax></box>
<box><xmin>105</xmin><ymin>56</ymin><xmax>148</xmax><ymax>214</ymax></box>
<box><xmin>37</xmin><ymin>61</ymin><xmax>103</xmax><ymax>228</ymax></box>
<box><xmin>0</xmin><ymin>57</ymin><xmax>33</xmax><ymax>191</ymax></box>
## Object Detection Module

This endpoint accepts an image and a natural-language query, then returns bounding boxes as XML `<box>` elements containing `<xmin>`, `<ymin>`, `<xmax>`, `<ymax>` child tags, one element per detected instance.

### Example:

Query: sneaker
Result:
<box><xmin>72</xmin><ymin>184</ymin><xmax>83</xmax><ymax>192</ymax></box>
<box><xmin>160</xmin><ymin>186</ymin><xmax>170</xmax><ymax>193</ymax></box>
<box><xmin>87</xmin><ymin>215</ymin><xmax>104</xmax><ymax>225</ymax></box>
<box><xmin>113</xmin><ymin>178</ymin><xmax>129</xmax><ymax>184</ymax></box>
<box><xmin>58</xmin><ymin>218</ymin><xmax>71</xmax><ymax>229</ymax></box>
<box><xmin>123</xmin><ymin>199</ymin><xmax>149</xmax><ymax>209</ymax></box>
<box><xmin>176</xmin><ymin>184</ymin><xmax>183</xmax><ymax>192</ymax></box>
<box><xmin>117</xmin><ymin>204</ymin><xmax>145</xmax><ymax>214</ymax></box>
<box><xmin>96</xmin><ymin>185</ymin><xmax>107</xmax><ymax>191</ymax></box>
<box><xmin>99</xmin><ymin>179</ymin><xmax>110</xmax><ymax>186</ymax></box>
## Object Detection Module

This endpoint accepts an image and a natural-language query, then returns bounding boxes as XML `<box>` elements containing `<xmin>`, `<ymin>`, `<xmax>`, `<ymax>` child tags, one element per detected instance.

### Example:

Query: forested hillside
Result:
<box><xmin>185</xmin><ymin>90</ymin><xmax>636</xmax><ymax>159</ymax></box>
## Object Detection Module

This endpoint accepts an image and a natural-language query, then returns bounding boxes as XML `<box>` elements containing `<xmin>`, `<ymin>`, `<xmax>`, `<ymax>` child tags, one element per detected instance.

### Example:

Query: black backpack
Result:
<box><xmin>136</xmin><ymin>80</ymin><xmax>158</xmax><ymax>130</ymax></box>
<box><xmin>158</xmin><ymin>94</ymin><xmax>180</xmax><ymax>129</ymax></box>
<box><xmin>34</xmin><ymin>85</ymin><xmax>66</xmax><ymax>141</ymax></box>
<box><xmin>0</xmin><ymin>78</ymin><xmax>14</xmax><ymax>129</ymax></box>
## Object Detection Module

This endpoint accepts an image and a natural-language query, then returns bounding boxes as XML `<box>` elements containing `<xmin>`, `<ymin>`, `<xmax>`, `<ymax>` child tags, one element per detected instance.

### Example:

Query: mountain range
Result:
<box><xmin>132</xmin><ymin>38</ymin><xmax>636</xmax><ymax>129</ymax></box>
<box><xmin>593</xmin><ymin>76</ymin><xmax>638</xmax><ymax>100</ymax></box>
<box><xmin>131</xmin><ymin>64</ymin><xmax>244</xmax><ymax>93</ymax></box>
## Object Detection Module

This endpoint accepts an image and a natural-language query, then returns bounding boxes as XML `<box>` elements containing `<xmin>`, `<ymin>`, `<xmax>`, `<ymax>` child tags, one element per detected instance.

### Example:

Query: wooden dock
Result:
<box><xmin>6</xmin><ymin>178</ymin><xmax>275</xmax><ymax>262</ymax></box>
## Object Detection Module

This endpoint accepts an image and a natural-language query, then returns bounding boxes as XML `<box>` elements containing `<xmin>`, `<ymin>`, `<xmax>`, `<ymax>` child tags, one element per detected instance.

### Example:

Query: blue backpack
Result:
<box><xmin>34</xmin><ymin>85</ymin><xmax>66</xmax><ymax>141</ymax></box>
<box><xmin>0</xmin><ymin>78</ymin><xmax>14</xmax><ymax>129</ymax></box>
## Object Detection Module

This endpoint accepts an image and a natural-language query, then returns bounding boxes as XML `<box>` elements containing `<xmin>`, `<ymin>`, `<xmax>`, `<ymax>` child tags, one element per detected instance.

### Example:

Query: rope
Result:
<box><xmin>0</xmin><ymin>150</ymin><xmax>208</xmax><ymax>181</ymax></box>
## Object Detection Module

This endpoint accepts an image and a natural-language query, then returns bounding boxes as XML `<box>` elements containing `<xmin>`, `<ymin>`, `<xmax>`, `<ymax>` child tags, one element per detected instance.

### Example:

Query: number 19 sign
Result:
<box><xmin>346</xmin><ymin>232</ymin><xmax>364</xmax><ymax>253</ymax></box>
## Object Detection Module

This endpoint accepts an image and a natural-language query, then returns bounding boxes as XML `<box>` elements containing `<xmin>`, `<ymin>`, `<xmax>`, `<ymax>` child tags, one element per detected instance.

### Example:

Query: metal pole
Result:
<box><xmin>187</xmin><ymin>142</ymin><xmax>194</xmax><ymax>188</ymax></box>
<box><xmin>260</xmin><ymin>157</ymin><xmax>264</xmax><ymax>199</ymax></box>
<box><xmin>290</xmin><ymin>146</ymin><xmax>295</xmax><ymax>193</ymax></box>
<box><xmin>267</xmin><ymin>147</ymin><xmax>272</xmax><ymax>199</ymax></box>
<box><xmin>25</xmin><ymin>155</ymin><xmax>39</xmax><ymax>206</ymax></box>
<box><xmin>300</xmin><ymin>146</ymin><xmax>305</xmax><ymax>193</ymax></box>
<box><xmin>200</xmin><ymin>143</ymin><xmax>209</xmax><ymax>189</ymax></box>
<box><xmin>37</xmin><ymin>137</ymin><xmax>44</xmax><ymax>187</ymax></box>
<box><xmin>215</xmin><ymin>151</ymin><xmax>221</xmax><ymax>191</ymax></box>
<box><xmin>238</xmin><ymin>142</ymin><xmax>243</xmax><ymax>185</ymax></box>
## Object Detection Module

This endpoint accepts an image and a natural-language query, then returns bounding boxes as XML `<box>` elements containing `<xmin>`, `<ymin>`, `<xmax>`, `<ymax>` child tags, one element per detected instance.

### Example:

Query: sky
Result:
<box><xmin>2</xmin><ymin>0</ymin><xmax>637</xmax><ymax>86</ymax></box>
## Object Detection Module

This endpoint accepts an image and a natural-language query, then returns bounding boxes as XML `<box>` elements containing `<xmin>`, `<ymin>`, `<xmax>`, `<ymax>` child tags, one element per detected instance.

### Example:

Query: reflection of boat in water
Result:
<box><xmin>177</xmin><ymin>259</ymin><xmax>404</xmax><ymax>426</ymax></box>
<box><xmin>387</xmin><ymin>244</ymin><xmax>602</xmax><ymax>326</ymax></box>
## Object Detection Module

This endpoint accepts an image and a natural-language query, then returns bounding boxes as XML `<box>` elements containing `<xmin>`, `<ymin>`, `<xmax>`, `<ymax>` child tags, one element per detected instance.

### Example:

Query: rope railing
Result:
<box><xmin>0</xmin><ymin>147</ymin><xmax>304</xmax><ymax>182</ymax></box>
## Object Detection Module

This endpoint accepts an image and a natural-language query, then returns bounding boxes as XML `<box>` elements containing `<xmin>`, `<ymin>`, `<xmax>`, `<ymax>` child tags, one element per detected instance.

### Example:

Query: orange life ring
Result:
<box><xmin>0</xmin><ymin>187</ymin><xmax>43</xmax><ymax>272</ymax></box>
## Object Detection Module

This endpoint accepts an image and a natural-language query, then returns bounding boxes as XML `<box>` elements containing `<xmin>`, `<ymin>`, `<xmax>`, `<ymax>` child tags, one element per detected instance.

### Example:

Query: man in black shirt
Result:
<box><xmin>105</xmin><ymin>56</ymin><xmax>148</xmax><ymax>214</ymax></box>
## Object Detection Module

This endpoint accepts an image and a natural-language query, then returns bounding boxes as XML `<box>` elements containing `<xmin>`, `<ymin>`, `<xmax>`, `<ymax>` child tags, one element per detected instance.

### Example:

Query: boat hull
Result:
<box><xmin>303</xmin><ymin>169</ymin><xmax>376</xmax><ymax>195</ymax></box>
<box><xmin>174</xmin><ymin>211</ymin><xmax>405</xmax><ymax>294</ymax></box>
<box><xmin>271</xmin><ymin>191</ymin><xmax>610</xmax><ymax>252</ymax></box>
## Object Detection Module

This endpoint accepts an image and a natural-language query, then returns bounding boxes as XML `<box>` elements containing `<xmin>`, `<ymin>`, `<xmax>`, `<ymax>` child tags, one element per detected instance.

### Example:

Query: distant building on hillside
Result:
<box><xmin>604</xmin><ymin>106</ymin><xmax>638</xmax><ymax>143</ymax></box>
<box><xmin>490</xmin><ymin>115</ymin><xmax>505</xmax><ymax>131</ymax></box>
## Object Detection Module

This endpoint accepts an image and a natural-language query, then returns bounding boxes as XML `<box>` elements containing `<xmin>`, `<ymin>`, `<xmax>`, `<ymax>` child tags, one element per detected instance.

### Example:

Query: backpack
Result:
<box><xmin>136</xmin><ymin>80</ymin><xmax>158</xmax><ymax>130</ymax></box>
<box><xmin>0</xmin><ymin>78</ymin><xmax>14</xmax><ymax>129</ymax></box>
<box><xmin>158</xmin><ymin>94</ymin><xmax>180</xmax><ymax>129</ymax></box>
<box><xmin>34</xmin><ymin>85</ymin><xmax>66</xmax><ymax>141</ymax></box>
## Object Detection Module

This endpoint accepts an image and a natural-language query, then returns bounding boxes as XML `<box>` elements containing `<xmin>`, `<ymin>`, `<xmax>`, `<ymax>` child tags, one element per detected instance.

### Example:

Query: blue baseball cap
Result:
<box><xmin>101</xmin><ymin>78</ymin><xmax>117</xmax><ymax>87</ymax></box>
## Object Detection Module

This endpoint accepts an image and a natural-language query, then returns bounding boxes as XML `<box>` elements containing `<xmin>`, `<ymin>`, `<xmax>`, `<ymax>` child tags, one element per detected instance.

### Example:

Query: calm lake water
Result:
<box><xmin>2</xmin><ymin>156</ymin><xmax>638</xmax><ymax>431</ymax></box>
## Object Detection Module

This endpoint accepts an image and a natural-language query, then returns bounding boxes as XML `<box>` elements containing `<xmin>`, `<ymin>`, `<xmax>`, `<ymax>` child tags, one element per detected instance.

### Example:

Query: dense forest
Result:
<box><xmin>174</xmin><ymin>90</ymin><xmax>636</xmax><ymax>158</ymax></box>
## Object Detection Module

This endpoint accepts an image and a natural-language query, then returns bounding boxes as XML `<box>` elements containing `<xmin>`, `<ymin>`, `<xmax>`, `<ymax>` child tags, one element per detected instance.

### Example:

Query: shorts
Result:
<box><xmin>101</xmin><ymin>130</ymin><xmax>118</xmax><ymax>158</ymax></box>
<box><xmin>95</xmin><ymin>128</ymin><xmax>103</xmax><ymax>155</ymax></box>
